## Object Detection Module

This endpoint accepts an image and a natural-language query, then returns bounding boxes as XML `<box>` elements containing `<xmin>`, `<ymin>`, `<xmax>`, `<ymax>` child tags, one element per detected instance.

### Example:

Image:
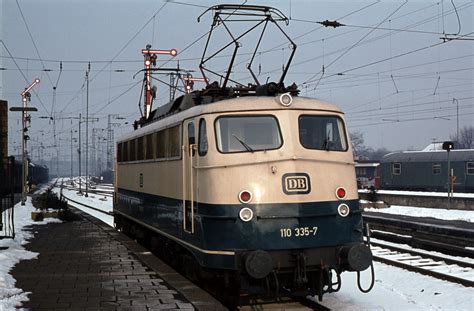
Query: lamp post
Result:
<box><xmin>452</xmin><ymin>98</ymin><xmax>459</xmax><ymax>144</ymax></box>
<box><xmin>10</xmin><ymin>78</ymin><xmax>40</xmax><ymax>205</ymax></box>
<box><xmin>442</xmin><ymin>141</ymin><xmax>454</xmax><ymax>205</ymax></box>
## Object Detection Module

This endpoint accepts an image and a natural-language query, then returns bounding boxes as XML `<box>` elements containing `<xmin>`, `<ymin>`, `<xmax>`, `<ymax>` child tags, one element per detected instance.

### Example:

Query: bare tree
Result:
<box><xmin>350</xmin><ymin>131</ymin><xmax>368</xmax><ymax>159</ymax></box>
<box><xmin>450</xmin><ymin>126</ymin><xmax>473</xmax><ymax>149</ymax></box>
<box><xmin>350</xmin><ymin>131</ymin><xmax>391</xmax><ymax>160</ymax></box>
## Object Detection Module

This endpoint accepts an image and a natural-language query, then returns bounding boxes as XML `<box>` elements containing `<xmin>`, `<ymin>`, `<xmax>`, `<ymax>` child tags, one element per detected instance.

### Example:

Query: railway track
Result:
<box><xmin>61</xmin><ymin>184</ymin><xmax>113</xmax><ymax>197</ymax></box>
<box><xmin>62</xmin><ymin>193</ymin><xmax>113</xmax><ymax>217</ymax></box>
<box><xmin>370</xmin><ymin>239</ymin><xmax>474</xmax><ymax>287</ymax></box>
<box><xmin>60</xmin><ymin>180</ymin><xmax>113</xmax><ymax>218</ymax></box>
<box><xmin>363</xmin><ymin>213</ymin><xmax>474</xmax><ymax>258</ymax></box>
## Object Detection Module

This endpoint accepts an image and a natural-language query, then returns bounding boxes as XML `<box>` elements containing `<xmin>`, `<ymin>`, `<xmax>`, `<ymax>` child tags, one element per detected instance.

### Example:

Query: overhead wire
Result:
<box><xmin>308</xmin><ymin>1</ymin><xmax>409</xmax><ymax>90</ymax></box>
<box><xmin>230</xmin><ymin>0</ymin><xmax>442</xmax><ymax>80</ymax></box>
<box><xmin>216</xmin><ymin>0</ymin><xmax>383</xmax><ymax>81</ymax></box>
<box><xmin>15</xmin><ymin>0</ymin><xmax>54</xmax><ymax>89</ymax></box>
<box><xmin>0</xmin><ymin>39</ymin><xmax>51</xmax><ymax>116</ymax></box>
<box><xmin>59</xmin><ymin>1</ymin><xmax>169</xmax><ymax>115</ymax></box>
<box><xmin>302</xmin><ymin>30</ymin><xmax>474</xmax><ymax>88</ymax></box>
<box><xmin>450</xmin><ymin>0</ymin><xmax>461</xmax><ymax>35</ymax></box>
<box><xmin>256</xmin><ymin>1</ymin><xmax>473</xmax><ymax>86</ymax></box>
<box><xmin>14</xmin><ymin>1</ymin><xmax>472</xmax><ymax>148</ymax></box>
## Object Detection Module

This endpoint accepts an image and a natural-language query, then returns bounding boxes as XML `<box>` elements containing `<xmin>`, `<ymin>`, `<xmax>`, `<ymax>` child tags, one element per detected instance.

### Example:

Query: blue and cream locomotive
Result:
<box><xmin>114</xmin><ymin>4</ymin><xmax>372</xmax><ymax>302</ymax></box>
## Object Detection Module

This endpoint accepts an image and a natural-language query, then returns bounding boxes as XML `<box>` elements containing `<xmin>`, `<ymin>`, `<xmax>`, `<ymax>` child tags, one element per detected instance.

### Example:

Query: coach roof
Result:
<box><xmin>381</xmin><ymin>149</ymin><xmax>474</xmax><ymax>163</ymax></box>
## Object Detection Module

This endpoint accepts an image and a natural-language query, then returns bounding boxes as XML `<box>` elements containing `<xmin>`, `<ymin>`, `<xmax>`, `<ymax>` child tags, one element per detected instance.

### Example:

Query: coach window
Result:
<box><xmin>168</xmin><ymin>125</ymin><xmax>181</xmax><ymax>158</ymax></box>
<box><xmin>137</xmin><ymin>136</ymin><xmax>144</xmax><ymax>161</ymax></box>
<box><xmin>198</xmin><ymin>119</ymin><xmax>208</xmax><ymax>156</ymax></box>
<box><xmin>392</xmin><ymin>163</ymin><xmax>401</xmax><ymax>175</ymax></box>
<box><xmin>130</xmin><ymin>139</ymin><xmax>136</xmax><ymax>161</ymax></box>
<box><xmin>156</xmin><ymin>130</ymin><xmax>166</xmax><ymax>159</ymax></box>
<box><xmin>117</xmin><ymin>143</ymin><xmax>123</xmax><ymax>162</ymax></box>
<box><xmin>432</xmin><ymin>163</ymin><xmax>441</xmax><ymax>175</ymax></box>
<box><xmin>467</xmin><ymin>162</ymin><xmax>474</xmax><ymax>175</ymax></box>
<box><xmin>145</xmin><ymin>134</ymin><xmax>154</xmax><ymax>160</ymax></box>
<box><xmin>123</xmin><ymin>141</ymin><xmax>129</xmax><ymax>162</ymax></box>
<box><xmin>356</xmin><ymin>167</ymin><xmax>367</xmax><ymax>176</ymax></box>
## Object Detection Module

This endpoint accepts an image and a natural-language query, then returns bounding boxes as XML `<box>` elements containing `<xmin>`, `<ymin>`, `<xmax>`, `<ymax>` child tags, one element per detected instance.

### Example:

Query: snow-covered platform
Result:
<box><xmin>359</xmin><ymin>189</ymin><xmax>474</xmax><ymax>211</ymax></box>
<box><xmin>8</xmin><ymin>207</ymin><xmax>225</xmax><ymax>310</ymax></box>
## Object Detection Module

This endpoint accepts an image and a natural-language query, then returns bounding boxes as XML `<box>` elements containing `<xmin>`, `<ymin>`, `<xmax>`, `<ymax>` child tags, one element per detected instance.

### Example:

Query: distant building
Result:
<box><xmin>355</xmin><ymin>161</ymin><xmax>380</xmax><ymax>189</ymax></box>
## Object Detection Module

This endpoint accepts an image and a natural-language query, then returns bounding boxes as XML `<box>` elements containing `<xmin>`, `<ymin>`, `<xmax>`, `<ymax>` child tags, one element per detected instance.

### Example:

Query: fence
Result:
<box><xmin>1</xmin><ymin>156</ymin><xmax>15</xmax><ymax>239</ymax></box>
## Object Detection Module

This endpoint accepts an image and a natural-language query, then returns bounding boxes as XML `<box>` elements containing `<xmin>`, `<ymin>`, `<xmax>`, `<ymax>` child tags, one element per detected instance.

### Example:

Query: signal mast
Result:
<box><xmin>141</xmin><ymin>45</ymin><xmax>177</xmax><ymax>120</ymax></box>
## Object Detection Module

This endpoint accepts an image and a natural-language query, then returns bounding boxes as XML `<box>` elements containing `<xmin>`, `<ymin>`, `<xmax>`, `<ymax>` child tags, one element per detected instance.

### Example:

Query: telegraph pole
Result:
<box><xmin>107</xmin><ymin>115</ymin><xmax>112</xmax><ymax>171</ymax></box>
<box><xmin>78</xmin><ymin>113</ymin><xmax>82</xmax><ymax>194</ymax></box>
<box><xmin>70</xmin><ymin>129</ymin><xmax>73</xmax><ymax>183</ymax></box>
<box><xmin>452</xmin><ymin>98</ymin><xmax>459</xmax><ymax>144</ymax></box>
<box><xmin>106</xmin><ymin>114</ymin><xmax>125</xmax><ymax>171</ymax></box>
<box><xmin>85</xmin><ymin>62</ymin><xmax>90</xmax><ymax>197</ymax></box>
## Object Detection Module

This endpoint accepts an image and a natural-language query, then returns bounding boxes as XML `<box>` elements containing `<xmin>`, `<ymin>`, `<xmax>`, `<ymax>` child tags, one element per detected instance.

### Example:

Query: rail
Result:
<box><xmin>359</xmin><ymin>191</ymin><xmax>474</xmax><ymax>210</ymax></box>
<box><xmin>363</xmin><ymin>213</ymin><xmax>474</xmax><ymax>258</ymax></box>
<box><xmin>62</xmin><ymin>193</ymin><xmax>113</xmax><ymax>216</ymax></box>
<box><xmin>370</xmin><ymin>240</ymin><xmax>474</xmax><ymax>287</ymax></box>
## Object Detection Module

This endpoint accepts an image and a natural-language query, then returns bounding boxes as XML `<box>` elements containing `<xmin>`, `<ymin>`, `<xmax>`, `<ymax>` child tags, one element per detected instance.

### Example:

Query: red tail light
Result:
<box><xmin>336</xmin><ymin>187</ymin><xmax>346</xmax><ymax>199</ymax></box>
<box><xmin>239</xmin><ymin>190</ymin><xmax>252</xmax><ymax>204</ymax></box>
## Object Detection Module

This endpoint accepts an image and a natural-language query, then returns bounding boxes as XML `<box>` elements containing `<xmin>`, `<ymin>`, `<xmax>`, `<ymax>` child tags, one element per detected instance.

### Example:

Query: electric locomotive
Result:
<box><xmin>114</xmin><ymin>4</ymin><xmax>373</xmax><ymax>301</ymax></box>
<box><xmin>114</xmin><ymin>86</ymin><xmax>373</xmax><ymax>298</ymax></box>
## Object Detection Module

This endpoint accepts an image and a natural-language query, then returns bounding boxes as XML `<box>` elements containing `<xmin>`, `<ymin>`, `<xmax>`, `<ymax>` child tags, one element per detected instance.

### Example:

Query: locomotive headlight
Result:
<box><xmin>337</xmin><ymin>203</ymin><xmax>350</xmax><ymax>217</ymax></box>
<box><xmin>239</xmin><ymin>207</ymin><xmax>254</xmax><ymax>222</ymax></box>
<box><xmin>279</xmin><ymin>92</ymin><xmax>293</xmax><ymax>106</ymax></box>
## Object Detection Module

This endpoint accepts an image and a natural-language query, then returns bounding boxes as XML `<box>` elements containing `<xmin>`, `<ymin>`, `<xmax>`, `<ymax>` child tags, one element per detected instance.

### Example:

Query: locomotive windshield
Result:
<box><xmin>299</xmin><ymin>115</ymin><xmax>348</xmax><ymax>151</ymax></box>
<box><xmin>215</xmin><ymin>116</ymin><xmax>282</xmax><ymax>153</ymax></box>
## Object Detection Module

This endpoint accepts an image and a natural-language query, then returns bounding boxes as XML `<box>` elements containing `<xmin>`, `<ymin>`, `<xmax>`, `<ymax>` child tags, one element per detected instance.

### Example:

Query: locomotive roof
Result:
<box><xmin>381</xmin><ymin>149</ymin><xmax>474</xmax><ymax>163</ymax></box>
<box><xmin>119</xmin><ymin>95</ymin><xmax>343</xmax><ymax>142</ymax></box>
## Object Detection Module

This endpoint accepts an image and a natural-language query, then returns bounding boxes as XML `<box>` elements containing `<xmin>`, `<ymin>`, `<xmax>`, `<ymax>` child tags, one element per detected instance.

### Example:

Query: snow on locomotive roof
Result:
<box><xmin>118</xmin><ymin>95</ymin><xmax>343</xmax><ymax>143</ymax></box>
<box><xmin>381</xmin><ymin>149</ymin><xmax>474</xmax><ymax>163</ymax></box>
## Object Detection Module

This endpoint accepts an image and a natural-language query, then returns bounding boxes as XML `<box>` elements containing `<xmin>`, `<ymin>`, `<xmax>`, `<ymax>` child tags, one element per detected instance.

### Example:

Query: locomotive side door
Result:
<box><xmin>182</xmin><ymin>119</ymin><xmax>197</xmax><ymax>234</ymax></box>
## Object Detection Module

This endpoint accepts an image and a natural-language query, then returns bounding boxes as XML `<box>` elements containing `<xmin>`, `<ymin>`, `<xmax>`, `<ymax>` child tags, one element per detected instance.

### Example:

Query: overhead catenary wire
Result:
<box><xmin>302</xmin><ymin>30</ymin><xmax>474</xmax><ymax>89</ymax></box>
<box><xmin>15</xmin><ymin>0</ymin><xmax>54</xmax><ymax>89</ymax></box>
<box><xmin>60</xmin><ymin>1</ymin><xmax>169</xmax><ymax>115</ymax></box>
<box><xmin>0</xmin><ymin>39</ymin><xmax>51</xmax><ymax>116</ymax></box>
<box><xmin>254</xmin><ymin>1</ymin><xmax>473</xmax><ymax>85</ymax></box>
<box><xmin>7</xmin><ymin>1</ymin><xmax>470</xmax><ymax>153</ymax></box>
<box><xmin>216</xmin><ymin>0</ymin><xmax>383</xmax><ymax>80</ymax></box>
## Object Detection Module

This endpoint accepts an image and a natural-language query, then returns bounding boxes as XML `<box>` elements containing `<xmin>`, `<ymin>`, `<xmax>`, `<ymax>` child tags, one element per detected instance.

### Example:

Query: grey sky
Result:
<box><xmin>1</xmin><ymin>0</ymin><xmax>473</xmax><ymax>162</ymax></box>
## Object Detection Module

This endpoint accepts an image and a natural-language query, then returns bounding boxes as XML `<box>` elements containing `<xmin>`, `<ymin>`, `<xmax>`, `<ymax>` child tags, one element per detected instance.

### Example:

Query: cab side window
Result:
<box><xmin>198</xmin><ymin>118</ymin><xmax>208</xmax><ymax>156</ymax></box>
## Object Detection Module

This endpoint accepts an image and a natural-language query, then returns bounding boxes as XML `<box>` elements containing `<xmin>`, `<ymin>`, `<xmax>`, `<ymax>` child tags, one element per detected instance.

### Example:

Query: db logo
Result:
<box><xmin>282</xmin><ymin>173</ymin><xmax>311</xmax><ymax>195</ymax></box>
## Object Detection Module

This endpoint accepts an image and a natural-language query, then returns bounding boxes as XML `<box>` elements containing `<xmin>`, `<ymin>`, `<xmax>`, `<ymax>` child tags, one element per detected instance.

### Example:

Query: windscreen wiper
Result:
<box><xmin>322</xmin><ymin>138</ymin><xmax>331</xmax><ymax>151</ymax></box>
<box><xmin>232</xmin><ymin>134</ymin><xmax>254</xmax><ymax>152</ymax></box>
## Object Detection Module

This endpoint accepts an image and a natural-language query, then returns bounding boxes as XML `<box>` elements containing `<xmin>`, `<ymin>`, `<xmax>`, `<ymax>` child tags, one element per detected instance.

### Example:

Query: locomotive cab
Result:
<box><xmin>186</xmin><ymin>96</ymin><xmax>372</xmax><ymax>296</ymax></box>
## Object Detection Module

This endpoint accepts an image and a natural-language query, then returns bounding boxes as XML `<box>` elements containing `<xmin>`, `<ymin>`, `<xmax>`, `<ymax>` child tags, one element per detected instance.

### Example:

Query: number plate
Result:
<box><xmin>280</xmin><ymin>227</ymin><xmax>318</xmax><ymax>238</ymax></box>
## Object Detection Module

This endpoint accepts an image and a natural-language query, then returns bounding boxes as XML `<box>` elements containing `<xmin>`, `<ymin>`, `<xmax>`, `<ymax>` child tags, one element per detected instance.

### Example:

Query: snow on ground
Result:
<box><xmin>57</xmin><ymin>187</ymin><xmax>113</xmax><ymax>227</ymax></box>
<box><xmin>0</xmin><ymin>197</ymin><xmax>61</xmax><ymax>310</ymax></box>
<box><xmin>321</xmin><ymin>262</ymin><xmax>473</xmax><ymax>310</ymax></box>
<box><xmin>360</xmin><ymin>189</ymin><xmax>474</xmax><ymax>199</ymax></box>
<box><xmin>365</xmin><ymin>205</ymin><xmax>474</xmax><ymax>223</ymax></box>
<box><xmin>62</xmin><ymin>181</ymin><xmax>473</xmax><ymax>310</ymax></box>
<box><xmin>1</xmin><ymin>180</ymin><xmax>473</xmax><ymax>310</ymax></box>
